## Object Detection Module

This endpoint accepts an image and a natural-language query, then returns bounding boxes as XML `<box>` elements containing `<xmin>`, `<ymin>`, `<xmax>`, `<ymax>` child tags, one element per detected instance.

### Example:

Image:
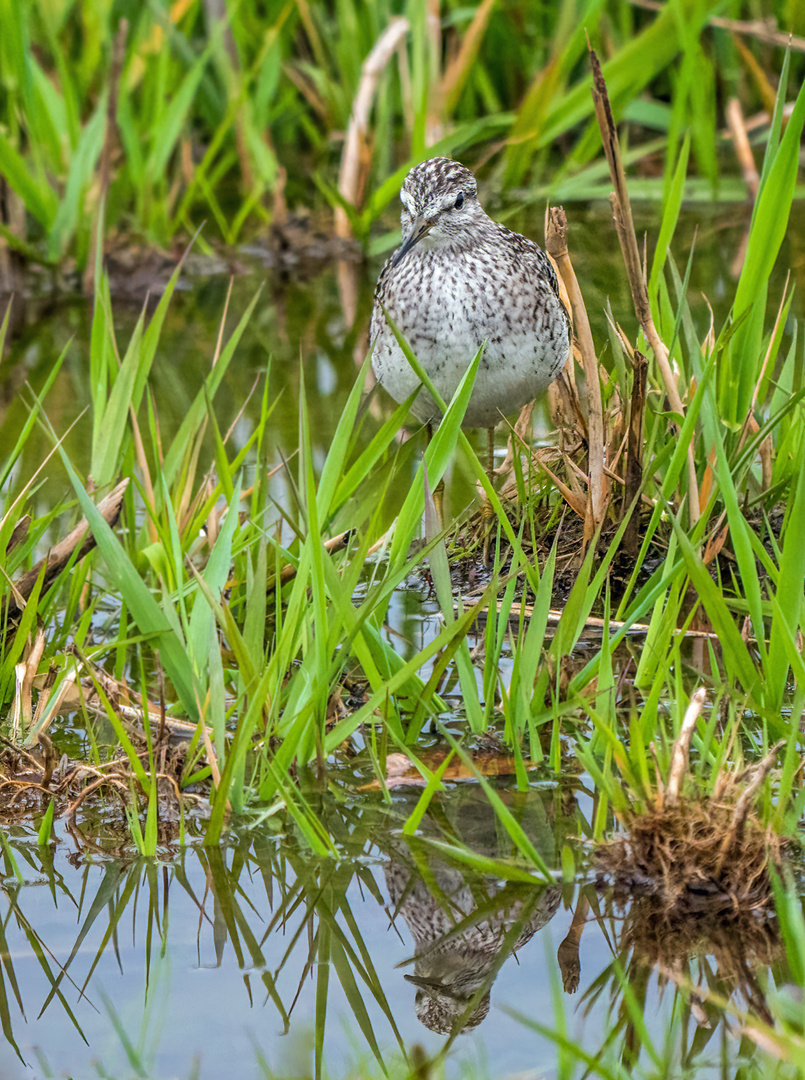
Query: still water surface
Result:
<box><xmin>0</xmin><ymin>784</ymin><xmax>770</xmax><ymax>1080</ymax></box>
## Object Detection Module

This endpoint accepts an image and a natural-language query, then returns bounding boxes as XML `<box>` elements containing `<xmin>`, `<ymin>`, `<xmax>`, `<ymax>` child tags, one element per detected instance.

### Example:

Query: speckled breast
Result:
<box><xmin>371</xmin><ymin>247</ymin><xmax>569</xmax><ymax>428</ymax></box>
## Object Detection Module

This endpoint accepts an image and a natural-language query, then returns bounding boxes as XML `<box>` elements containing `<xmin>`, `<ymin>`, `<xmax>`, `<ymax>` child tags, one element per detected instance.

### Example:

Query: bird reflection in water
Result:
<box><xmin>385</xmin><ymin>853</ymin><xmax>561</xmax><ymax>1034</ymax></box>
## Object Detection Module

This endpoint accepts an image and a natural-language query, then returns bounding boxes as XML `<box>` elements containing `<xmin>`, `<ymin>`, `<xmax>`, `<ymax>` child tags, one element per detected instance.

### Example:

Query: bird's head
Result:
<box><xmin>392</xmin><ymin>157</ymin><xmax>482</xmax><ymax>267</ymax></box>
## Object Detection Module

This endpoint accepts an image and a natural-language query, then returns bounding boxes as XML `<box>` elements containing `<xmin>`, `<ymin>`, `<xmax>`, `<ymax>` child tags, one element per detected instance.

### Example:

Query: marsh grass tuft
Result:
<box><xmin>596</xmin><ymin>795</ymin><xmax>789</xmax><ymax>916</ymax></box>
<box><xmin>594</xmin><ymin>690</ymin><xmax>790</xmax><ymax>919</ymax></box>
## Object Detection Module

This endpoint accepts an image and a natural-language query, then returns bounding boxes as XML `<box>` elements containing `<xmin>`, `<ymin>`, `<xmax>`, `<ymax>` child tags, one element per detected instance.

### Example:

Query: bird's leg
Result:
<box><xmin>482</xmin><ymin>426</ymin><xmax>496</xmax><ymax>565</ymax></box>
<box><xmin>427</xmin><ymin>422</ymin><xmax>445</xmax><ymax>524</ymax></box>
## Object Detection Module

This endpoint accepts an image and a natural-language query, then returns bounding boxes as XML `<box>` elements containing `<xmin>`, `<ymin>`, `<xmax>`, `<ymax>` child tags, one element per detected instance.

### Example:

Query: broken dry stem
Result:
<box><xmin>714</xmin><ymin>740</ymin><xmax>785</xmax><ymax>874</ymax></box>
<box><xmin>2</xmin><ymin>478</ymin><xmax>130</xmax><ymax>624</ymax></box>
<box><xmin>546</xmin><ymin>207</ymin><xmax>607</xmax><ymax>543</ymax></box>
<box><xmin>588</xmin><ymin>45</ymin><xmax>699</xmax><ymax>530</ymax></box>
<box><xmin>666</xmin><ymin>687</ymin><xmax>707</xmax><ymax>805</ymax></box>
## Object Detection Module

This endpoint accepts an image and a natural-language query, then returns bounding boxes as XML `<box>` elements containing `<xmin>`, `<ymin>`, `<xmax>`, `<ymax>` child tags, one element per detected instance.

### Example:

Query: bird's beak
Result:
<box><xmin>404</xmin><ymin>974</ymin><xmax>445</xmax><ymax>995</ymax></box>
<box><xmin>391</xmin><ymin>215</ymin><xmax>435</xmax><ymax>267</ymax></box>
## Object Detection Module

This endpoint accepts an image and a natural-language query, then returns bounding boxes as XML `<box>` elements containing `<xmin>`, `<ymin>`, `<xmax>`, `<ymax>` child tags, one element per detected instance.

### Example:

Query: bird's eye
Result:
<box><xmin>454</xmin><ymin>192</ymin><xmax>464</xmax><ymax>210</ymax></box>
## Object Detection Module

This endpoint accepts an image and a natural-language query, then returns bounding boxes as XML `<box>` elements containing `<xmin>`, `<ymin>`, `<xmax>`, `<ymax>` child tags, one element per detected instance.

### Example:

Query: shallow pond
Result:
<box><xmin>0</xmin><ymin>784</ymin><xmax>787</xmax><ymax>1079</ymax></box>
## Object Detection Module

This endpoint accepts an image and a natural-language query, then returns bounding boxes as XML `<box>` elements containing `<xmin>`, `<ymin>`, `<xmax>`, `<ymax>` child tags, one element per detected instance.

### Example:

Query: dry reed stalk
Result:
<box><xmin>726</xmin><ymin>97</ymin><xmax>761</xmax><ymax>197</ymax></box>
<box><xmin>536</xmin><ymin>459</ymin><xmax>587</xmax><ymax>520</ymax></box>
<box><xmin>83</xmin><ymin>19</ymin><xmax>127</xmax><ymax>294</ymax></box>
<box><xmin>12</xmin><ymin>626</ymin><xmax>47</xmax><ymax>738</ymax></box>
<box><xmin>629</xmin><ymin>0</ymin><xmax>805</xmax><ymax>53</ymax></box>
<box><xmin>336</xmin><ymin>18</ymin><xmax>410</xmax><ymax>240</ymax></box>
<box><xmin>698</xmin><ymin>446</ymin><xmax>717</xmax><ymax>514</ymax></box>
<box><xmin>495</xmin><ymin>400</ymin><xmax>535</xmax><ymax>482</ymax></box>
<box><xmin>588</xmin><ymin>45</ymin><xmax>699</xmax><ymax>529</ymax></box>
<box><xmin>702</xmin><ymin>517</ymin><xmax>730</xmax><ymax>567</ymax></box>
<box><xmin>666</xmin><ymin>687</ymin><xmax>707</xmax><ymax>804</ymax></box>
<box><xmin>546</xmin><ymin>208</ymin><xmax>607</xmax><ymax>543</ymax></box>
<box><xmin>14</xmin><ymin>656</ymin><xmax>84</xmax><ymax>747</ymax></box>
<box><xmin>623</xmin><ymin>349</ymin><xmax>647</xmax><ymax>554</ymax></box>
<box><xmin>425</xmin><ymin>0</ymin><xmax>443</xmax><ymax>143</ymax></box>
<box><xmin>726</xmin><ymin>95</ymin><xmax>759</xmax><ymax>278</ymax></box>
<box><xmin>729</xmin><ymin>32</ymin><xmax>785</xmax><ymax>114</ymax></box>
<box><xmin>548</xmin><ymin>358</ymin><xmax>587</xmax><ymax>439</ymax></box>
<box><xmin>441</xmin><ymin>0</ymin><xmax>497</xmax><ymax>114</ymax></box>
<box><xmin>496</xmin><ymin>603</ymin><xmax>762</xmax><ymax>645</ymax></box>
<box><xmin>2</xmin><ymin>479</ymin><xmax>130</xmax><ymax>623</ymax></box>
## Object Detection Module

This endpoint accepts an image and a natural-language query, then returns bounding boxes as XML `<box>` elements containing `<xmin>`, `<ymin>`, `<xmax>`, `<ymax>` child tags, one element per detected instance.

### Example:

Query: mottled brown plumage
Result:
<box><xmin>371</xmin><ymin>157</ymin><xmax>570</xmax><ymax>430</ymax></box>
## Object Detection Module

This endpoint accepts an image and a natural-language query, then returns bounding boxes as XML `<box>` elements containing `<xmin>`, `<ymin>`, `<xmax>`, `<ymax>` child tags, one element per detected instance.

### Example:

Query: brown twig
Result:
<box><xmin>270</xmin><ymin>529</ymin><xmax>387</xmax><ymax>590</ymax></box>
<box><xmin>588</xmin><ymin>44</ymin><xmax>699</xmax><ymax>529</ymax></box>
<box><xmin>546</xmin><ymin>208</ymin><xmax>607</xmax><ymax>544</ymax></box>
<box><xmin>2</xmin><ymin>479</ymin><xmax>129</xmax><ymax>623</ymax></box>
<box><xmin>38</xmin><ymin>732</ymin><xmax>56</xmax><ymax>789</ymax></box>
<box><xmin>65</xmin><ymin>774</ymin><xmax>129</xmax><ymax>825</ymax></box>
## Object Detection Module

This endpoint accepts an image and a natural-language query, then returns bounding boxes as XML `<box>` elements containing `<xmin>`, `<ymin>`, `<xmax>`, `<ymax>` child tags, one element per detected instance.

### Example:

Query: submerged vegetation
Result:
<box><xmin>3</xmin><ymin>0</ymin><xmax>805</xmax><ymax>1076</ymax></box>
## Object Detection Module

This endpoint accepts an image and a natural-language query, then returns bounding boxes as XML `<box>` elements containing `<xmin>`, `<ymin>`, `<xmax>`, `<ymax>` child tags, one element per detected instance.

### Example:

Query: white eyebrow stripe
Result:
<box><xmin>400</xmin><ymin>190</ymin><xmax>413</xmax><ymax>210</ymax></box>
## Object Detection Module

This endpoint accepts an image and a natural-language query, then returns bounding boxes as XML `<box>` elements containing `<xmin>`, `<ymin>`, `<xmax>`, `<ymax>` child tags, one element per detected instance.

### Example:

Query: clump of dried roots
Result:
<box><xmin>594</xmin><ymin>690</ymin><xmax>791</xmax><ymax>1023</ymax></box>
<box><xmin>596</xmin><ymin>689</ymin><xmax>789</xmax><ymax>918</ymax></box>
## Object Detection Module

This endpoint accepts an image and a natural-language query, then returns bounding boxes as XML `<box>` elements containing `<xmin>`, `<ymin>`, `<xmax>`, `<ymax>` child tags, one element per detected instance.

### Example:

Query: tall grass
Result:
<box><xmin>2</xmin><ymin>6</ymin><xmax>805</xmax><ymax>1078</ymax></box>
<box><xmin>0</xmin><ymin>7</ymin><xmax>804</xmax><ymax>1015</ymax></box>
<box><xmin>3</xmin><ymin>157</ymin><xmax>804</xmax><ymax>853</ymax></box>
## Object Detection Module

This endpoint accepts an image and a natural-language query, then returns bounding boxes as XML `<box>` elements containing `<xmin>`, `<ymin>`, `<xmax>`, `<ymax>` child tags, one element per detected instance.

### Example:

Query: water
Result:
<box><xmin>0</xmin><ymin>789</ymin><xmax>778</xmax><ymax>1080</ymax></box>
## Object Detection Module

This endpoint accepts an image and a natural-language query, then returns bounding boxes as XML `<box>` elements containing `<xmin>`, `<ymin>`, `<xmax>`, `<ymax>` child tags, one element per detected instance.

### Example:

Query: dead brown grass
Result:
<box><xmin>596</xmin><ymin>796</ymin><xmax>788</xmax><ymax>917</ymax></box>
